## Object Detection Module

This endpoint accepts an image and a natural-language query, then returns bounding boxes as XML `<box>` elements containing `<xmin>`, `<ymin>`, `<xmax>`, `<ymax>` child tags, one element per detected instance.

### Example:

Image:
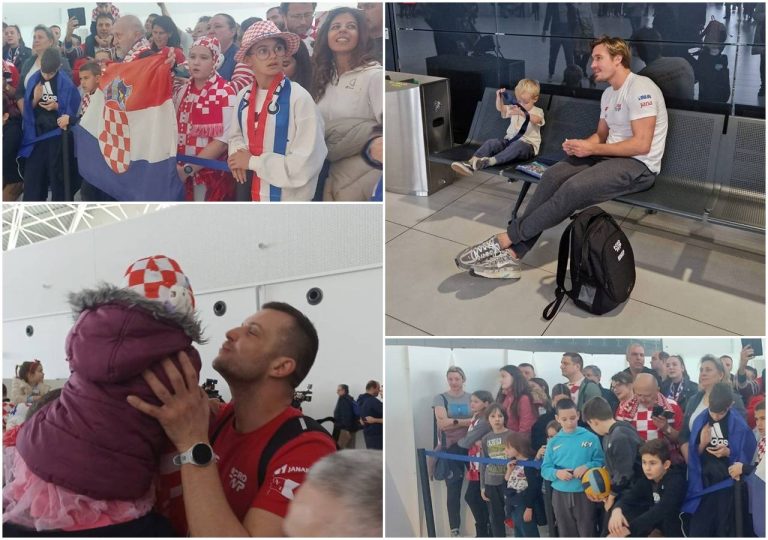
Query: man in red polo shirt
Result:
<box><xmin>129</xmin><ymin>301</ymin><xmax>336</xmax><ymax>536</ymax></box>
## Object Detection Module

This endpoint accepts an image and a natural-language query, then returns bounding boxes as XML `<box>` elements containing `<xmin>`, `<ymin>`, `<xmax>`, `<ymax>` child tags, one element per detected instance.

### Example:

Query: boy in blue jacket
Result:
<box><xmin>19</xmin><ymin>47</ymin><xmax>80</xmax><ymax>201</ymax></box>
<box><xmin>682</xmin><ymin>382</ymin><xmax>757</xmax><ymax>536</ymax></box>
<box><xmin>541</xmin><ymin>398</ymin><xmax>605</xmax><ymax>537</ymax></box>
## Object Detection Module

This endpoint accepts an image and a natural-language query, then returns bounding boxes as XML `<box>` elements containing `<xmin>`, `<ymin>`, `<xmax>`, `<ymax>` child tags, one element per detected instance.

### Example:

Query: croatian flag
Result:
<box><xmin>73</xmin><ymin>54</ymin><xmax>183</xmax><ymax>201</ymax></box>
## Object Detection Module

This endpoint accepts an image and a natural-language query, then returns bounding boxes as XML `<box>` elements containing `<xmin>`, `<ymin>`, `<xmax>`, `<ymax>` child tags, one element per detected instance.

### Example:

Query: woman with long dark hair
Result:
<box><xmin>496</xmin><ymin>365</ymin><xmax>536</xmax><ymax>436</ymax></box>
<box><xmin>310</xmin><ymin>7</ymin><xmax>382</xmax><ymax>201</ymax></box>
<box><xmin>150</xmin><ymin>15</ymin><xmax>185</xmax><ymax>66</ymax></box>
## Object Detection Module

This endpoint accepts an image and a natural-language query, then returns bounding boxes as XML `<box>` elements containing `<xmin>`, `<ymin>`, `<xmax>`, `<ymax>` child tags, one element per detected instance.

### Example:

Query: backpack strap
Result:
<box><xmin>257</xmin><ymin>415</ymin><xmax>337</xmax><ymax>488</ymax></box>
<box><xmin>209</xmin><ymin>409</ymin><xmax>336</xmax><ymax>491</ymax></box>
<box><xmin>543</xmin><ymin>221</ymin><xmax>574</xmax><ymax>320</ymax></box>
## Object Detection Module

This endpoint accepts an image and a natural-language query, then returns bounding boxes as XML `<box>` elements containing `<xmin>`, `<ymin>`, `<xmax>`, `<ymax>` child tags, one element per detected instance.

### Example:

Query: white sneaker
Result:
<box><xmin>469</xmin><ymin>249</ymin><xmax>522</xmax><ymax>279</ymax></box>
<box><xmin>455</xmin><ymin>235</ymin><xmax>503</xmax><ymax>270</ymax></box>
<box><xmin>450</xmin><ymin>161</ymin><xmax>474</xmax><ymax>176</ymax></box>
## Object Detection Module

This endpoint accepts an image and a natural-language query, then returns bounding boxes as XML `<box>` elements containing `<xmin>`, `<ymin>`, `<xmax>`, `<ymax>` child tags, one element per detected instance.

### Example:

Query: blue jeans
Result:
<box><xmin>475</xmin><ymin>137</ymin><xmax>535</xmax><ymax>166</ymax></box>
<box><xmin>505</xmin><ymin>489</ymin><xmax>540</xmax><ymax>537</ymax></box>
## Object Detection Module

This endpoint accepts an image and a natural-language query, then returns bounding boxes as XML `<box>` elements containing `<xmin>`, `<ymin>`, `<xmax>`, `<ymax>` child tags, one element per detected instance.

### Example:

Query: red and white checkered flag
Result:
<box><xmin>99</xmin><ymin>101</ymin><xmax>131</xmax><ymax>174</ymax></box>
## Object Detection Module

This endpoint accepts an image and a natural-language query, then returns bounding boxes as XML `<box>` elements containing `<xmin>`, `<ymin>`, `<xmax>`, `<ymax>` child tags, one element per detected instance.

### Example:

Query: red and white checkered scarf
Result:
<box><xmin>121</xmin><ymin>38</ymin><xmax>152</xmax><ymax>63</ymax></box>
<box><xmin>176</xmin><ymin>72</ymin><xmax>234</xmax><ymax>140</ymax></box>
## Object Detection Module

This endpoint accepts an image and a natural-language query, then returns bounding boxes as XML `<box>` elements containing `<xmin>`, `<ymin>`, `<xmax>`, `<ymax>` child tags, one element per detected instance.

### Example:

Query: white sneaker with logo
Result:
<box><xmin>469</xmin><ymin>249</ymin><xmax>522</xmax><ymax>279</ymax></box>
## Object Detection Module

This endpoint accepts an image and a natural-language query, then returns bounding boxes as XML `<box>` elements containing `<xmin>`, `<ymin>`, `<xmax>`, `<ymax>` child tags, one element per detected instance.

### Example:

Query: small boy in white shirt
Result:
<box><xmin>452</xmin><ymin>79</ymin><xmax>545</xmax><ymax>176</ymax></box>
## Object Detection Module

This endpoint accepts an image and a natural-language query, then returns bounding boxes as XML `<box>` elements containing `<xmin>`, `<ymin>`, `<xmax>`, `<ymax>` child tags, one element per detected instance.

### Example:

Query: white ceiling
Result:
<box><xmin>2</xmin><ymin>204</ymin><xmax>170</xmax><ymax>251</ymax></box>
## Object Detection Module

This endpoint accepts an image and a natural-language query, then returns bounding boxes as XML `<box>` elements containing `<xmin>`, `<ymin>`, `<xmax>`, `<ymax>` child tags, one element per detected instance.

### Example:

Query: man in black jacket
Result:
<box><xmin>622</xmin><ymin>343</ymin><xmax>662</xmax><ymax>386</ymax></box>
<box><xmin>584</xmin><ymin>364</ymin><xmax>620</xmax><ymax>413</ymax></box>
<box><xmin>607</xmin><ymin>439</ymin><xmax>686</xmax><ymax>537</ymax></box>
<box><xmin>333</xmin><ymin>384</ymin><xmax>360</xmax><ymax>449</ymax></box>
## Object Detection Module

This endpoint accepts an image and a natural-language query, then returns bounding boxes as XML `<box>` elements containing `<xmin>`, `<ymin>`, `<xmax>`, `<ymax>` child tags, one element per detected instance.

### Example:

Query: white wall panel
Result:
<box><xmin>261</xmin><ymin>267</ymin><xmax>383</xmax><ymax>423</ymax></box>
<box><xmin>3</xmin><ymin>315</ymin><xmax>75</xmax><ymax>379</ymax></box>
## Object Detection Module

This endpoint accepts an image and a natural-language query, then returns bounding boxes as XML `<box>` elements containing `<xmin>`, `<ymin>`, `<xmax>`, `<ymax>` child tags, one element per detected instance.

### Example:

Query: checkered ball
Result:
<box><xmin>122</xmin><ymin>255</ymin><xmax>195</xmax><ymax>316</ymax></box>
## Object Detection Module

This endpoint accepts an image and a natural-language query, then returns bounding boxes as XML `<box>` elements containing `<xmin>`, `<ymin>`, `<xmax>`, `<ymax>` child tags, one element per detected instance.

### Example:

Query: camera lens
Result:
<box><xmin>306</xmin><ymin>287</ymin><xmax>323</xmax><ymax>305</ymax></box>
<box><xmin>213</xmin><ymin>301</ymin><xmax>227</xmax><ymax>316</ymax></box>
<box><xmin>25</xmin><ymin>325</ymin><xmax>34</xmax><ymax>337</ymax></box>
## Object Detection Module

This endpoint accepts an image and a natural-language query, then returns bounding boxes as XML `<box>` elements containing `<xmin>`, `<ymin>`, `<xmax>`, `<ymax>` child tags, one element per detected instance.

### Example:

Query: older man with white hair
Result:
<box><xmin>112</xmin><ymin>14</ymin><xmax>152</xmax><ymax>62</ymax></box>
<box><xmin>283</xmin><ymin>450</ymin><xmax>382</xmax><ymax>537</ymax></box>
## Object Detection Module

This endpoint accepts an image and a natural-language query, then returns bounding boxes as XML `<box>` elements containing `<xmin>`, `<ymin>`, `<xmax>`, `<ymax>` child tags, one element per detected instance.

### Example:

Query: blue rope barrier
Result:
<box><xmin>424</xmin><ymin>450</ymin><xmax>540</xmax><ymax>469</ymax></box>
<box><xmin>176</xmin><ymin>154</ymin><xmax>230</xmax><ymax>172</ymax></box>
<box><xmin>423</xmin><ymin>449</ymin><xmax>735</xmax><ymax>504</ymax></box>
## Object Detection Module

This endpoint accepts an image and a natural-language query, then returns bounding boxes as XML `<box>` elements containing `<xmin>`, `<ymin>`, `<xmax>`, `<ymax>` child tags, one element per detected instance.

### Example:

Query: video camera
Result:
<box><xmin>292</xmin><ymin>384</ymin><xmax>313</xmax><ymax>409</ymax></box>
<box><xmin>202</xmin><ymin>378</ymin><xmax>223</xmax><ymax>402</ymax></box>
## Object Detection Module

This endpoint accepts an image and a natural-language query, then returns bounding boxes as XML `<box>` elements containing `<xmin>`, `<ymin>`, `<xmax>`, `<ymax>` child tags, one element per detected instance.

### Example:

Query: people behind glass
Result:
<box><xmin>3</xmin><ymin>4</ymin><xmax>383</xmax><ymax>202</ymax></box>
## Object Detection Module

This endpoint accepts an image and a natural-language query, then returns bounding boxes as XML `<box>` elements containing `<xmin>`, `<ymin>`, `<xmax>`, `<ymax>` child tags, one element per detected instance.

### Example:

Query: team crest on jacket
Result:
<box><xmin>99</xmin><ymin>77</ymin><xmax>133</xmax><ymax>174</ymax></box>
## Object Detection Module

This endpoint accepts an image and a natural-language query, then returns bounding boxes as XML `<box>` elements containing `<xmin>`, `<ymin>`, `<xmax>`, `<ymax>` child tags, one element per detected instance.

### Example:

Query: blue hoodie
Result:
<box><xmin>541</xmin><ymin>426</ymin><xmax>605</xmax><ymax>492</ymax></box>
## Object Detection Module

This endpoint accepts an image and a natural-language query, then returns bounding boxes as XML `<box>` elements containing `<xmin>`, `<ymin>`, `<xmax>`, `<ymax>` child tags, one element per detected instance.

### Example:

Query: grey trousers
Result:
<box><xmin>506</xmin><ymin>156</ymin><xmax>656</xmax><ymax>258</ymax></box>
<box><xmin>475</xmin><ymin>137</ymin><xmax>535</xmax><ymax>165</ymax></box>
<box><xmin>551</xmin><ymin>490</ymin><xmax>596</xmax><ymax>537</ymax></box>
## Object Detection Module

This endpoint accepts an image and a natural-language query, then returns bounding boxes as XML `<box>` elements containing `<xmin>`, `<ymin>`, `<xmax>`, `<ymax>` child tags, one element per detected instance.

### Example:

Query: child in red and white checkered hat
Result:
<box><xmin>4</xmin><ymin>255</ymin><xmax>203</xmax><ymax>534</ymax></box>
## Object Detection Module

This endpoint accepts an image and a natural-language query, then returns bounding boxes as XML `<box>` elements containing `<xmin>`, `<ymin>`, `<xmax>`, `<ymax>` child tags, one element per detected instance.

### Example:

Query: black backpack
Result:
<box><xmin>543</xmin><ymin>206</ymin><xmax>635</xmax><ymax>320</ymax></box>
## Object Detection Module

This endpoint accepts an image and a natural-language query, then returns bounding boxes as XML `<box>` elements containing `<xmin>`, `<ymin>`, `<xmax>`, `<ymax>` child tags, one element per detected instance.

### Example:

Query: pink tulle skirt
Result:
<box><xmin>3</xmin><ymin>455</ymin><xmax>155</xmax><ymax>531</ymax></box>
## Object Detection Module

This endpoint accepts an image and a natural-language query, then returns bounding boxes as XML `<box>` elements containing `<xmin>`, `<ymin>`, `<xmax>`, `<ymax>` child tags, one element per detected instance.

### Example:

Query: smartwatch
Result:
<box><xmin>183</xmin><ymin>165</ymin><xmax>194</xmax><ymax>177</ymax></box>
<box><xmin>173</xmin><ymin>442</ymin><xmax>215</xmax><ymax>467</ymax></box>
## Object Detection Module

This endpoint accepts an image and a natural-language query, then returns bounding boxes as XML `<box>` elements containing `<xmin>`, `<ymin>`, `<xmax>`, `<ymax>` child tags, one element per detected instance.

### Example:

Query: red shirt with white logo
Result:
<box><xmin>212</xmin><ymin>403</ymin><xmax>337</xmax><ymax>521</ymax></box>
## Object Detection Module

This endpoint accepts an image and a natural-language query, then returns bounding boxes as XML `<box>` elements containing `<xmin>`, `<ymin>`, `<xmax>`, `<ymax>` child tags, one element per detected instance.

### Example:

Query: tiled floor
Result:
<box><xmin>386</xmin><ymin>172</ymin><xmax>765</xmax><ymax>336</ymax></box>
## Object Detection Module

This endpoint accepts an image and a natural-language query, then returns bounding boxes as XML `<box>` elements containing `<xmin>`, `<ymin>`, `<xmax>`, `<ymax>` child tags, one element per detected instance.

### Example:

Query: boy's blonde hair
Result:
<box><xmin>515</xmin><ymin>78</ymin><xmax>540</xmax><ymax>100</ymax></box>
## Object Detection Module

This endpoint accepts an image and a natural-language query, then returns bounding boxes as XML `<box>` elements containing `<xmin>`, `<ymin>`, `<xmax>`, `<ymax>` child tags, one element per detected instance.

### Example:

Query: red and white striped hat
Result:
<box><xmin>122</xmin><ymin>255</ymin><xmax>195</xmax><ymax>315</ymax></box>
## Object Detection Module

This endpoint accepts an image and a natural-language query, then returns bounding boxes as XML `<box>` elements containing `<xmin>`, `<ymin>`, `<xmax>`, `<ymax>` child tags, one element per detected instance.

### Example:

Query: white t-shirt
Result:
<box><xmin>504</xmin><ymin>104</ymin><xmax>546</xmax><ymax>154</ymax></box>
<box><xmin>317</xmin><ymin>63</ymin><xmax>383</xmax><ymax>126</ymax></box>
<box><xmin>600</xmin><ymin>72</ymin><xmax>668</xmax><ymax>173</ymax></box>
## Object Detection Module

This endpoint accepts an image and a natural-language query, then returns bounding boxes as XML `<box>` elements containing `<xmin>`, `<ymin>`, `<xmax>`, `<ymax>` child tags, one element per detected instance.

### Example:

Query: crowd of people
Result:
<box><xmin>1</xmin><ymin>254</ymin><xmax>382</xmax><ymax>536</ymax></box>
<box><xmin>2</xmin><ymin>2</ymin><xmax>383</xmax><ymax>202</ymax></box>
<box><xmin>431</xmin><ymin>343</ymin><xmax>765</xmax><ymax>537</ymax></box>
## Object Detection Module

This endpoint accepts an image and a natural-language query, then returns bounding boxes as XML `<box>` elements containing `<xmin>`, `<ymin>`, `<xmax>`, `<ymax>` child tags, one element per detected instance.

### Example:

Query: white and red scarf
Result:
<box><xmin>121</xmin><ymin>38</ymin><xmax>152</xmax><ymax>64</ymax></box>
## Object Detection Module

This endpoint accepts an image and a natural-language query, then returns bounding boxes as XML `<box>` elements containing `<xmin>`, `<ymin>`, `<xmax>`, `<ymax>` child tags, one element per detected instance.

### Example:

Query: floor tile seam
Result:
<box><xmin>385</xmin><ymin>315</ymin><xmax>433</xmax><ymax>336</ymax></box>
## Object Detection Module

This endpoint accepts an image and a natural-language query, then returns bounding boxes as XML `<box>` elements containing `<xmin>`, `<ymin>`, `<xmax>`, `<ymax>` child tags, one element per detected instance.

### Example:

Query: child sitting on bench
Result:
<box><xmin>451</xmin><ymin>79</ymin><xmax>545</xmax><ymax>176</ymax></box>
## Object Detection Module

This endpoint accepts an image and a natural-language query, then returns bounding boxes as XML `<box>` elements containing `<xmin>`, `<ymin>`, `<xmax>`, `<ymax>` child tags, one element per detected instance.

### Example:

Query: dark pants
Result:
<box><xmin>689</xmin><ymin>487</ymin><xmax>734</xmax><ymax>537</ymax></box>
<box><xmin>465</xmin><ymin>480</ymin><xmax>492</xmax><ymax>537</ymax></box>
<box><xmin>475</xmin><ymin>138</ymin><xmax>535</xmax><ymax>166</ymax></box>
<box><xmin>445</xmin><ymin>477</ymin><xmax>464</xmax><ymax>531</ymax></box>
<box><xmin>548</xmin><ymin>25</ymin><xmax>574</xmax><ymax>77</ymax></box>
<box><xmin>485</xmin><ymin>483</ymin><xmax>506</xmax><ymax>537</ymax></box>
<box><xmin>23</xmin><ymin>136</ymin><xmax>63</xmax><ymax>201</ymax></box>
<box><xmin>506</xmin><ymin>156</ymin><xmax>656</xmax><ymax>258</ymax></box>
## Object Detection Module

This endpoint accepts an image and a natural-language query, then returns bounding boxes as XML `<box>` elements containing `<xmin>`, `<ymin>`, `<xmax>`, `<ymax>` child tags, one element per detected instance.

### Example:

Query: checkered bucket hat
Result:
<box><xmin>122</xmin><ymin>255</ymin><xmax>195</xmax><ymax>316</ymax></box>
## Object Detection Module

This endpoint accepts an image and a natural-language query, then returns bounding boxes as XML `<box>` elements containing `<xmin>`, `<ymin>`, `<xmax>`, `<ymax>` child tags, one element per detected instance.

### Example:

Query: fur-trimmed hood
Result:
<box><xmin>68</xmin><ymin>283</ymin><xmax>205</xmax><ymax>343</ymax></box>
<box><xmin>15</xmin><ymin>283</ymin><xmax>205</xmax><ymax>500</ymax></box>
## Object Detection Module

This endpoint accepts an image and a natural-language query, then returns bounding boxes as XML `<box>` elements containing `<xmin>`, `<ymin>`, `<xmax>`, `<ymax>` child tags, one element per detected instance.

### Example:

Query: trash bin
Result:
<box><xmin>385</xmin><ymin>71</ymin><xmax>454</xmax><ymax>196</ymax></box>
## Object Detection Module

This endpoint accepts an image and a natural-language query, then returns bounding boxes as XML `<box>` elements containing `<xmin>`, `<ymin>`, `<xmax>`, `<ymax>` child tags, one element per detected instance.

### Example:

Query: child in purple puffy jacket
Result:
<box><xmin>3</xmin><ymin>255</ymin><xmax>204</xmax><ymax>535</ymax></box>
